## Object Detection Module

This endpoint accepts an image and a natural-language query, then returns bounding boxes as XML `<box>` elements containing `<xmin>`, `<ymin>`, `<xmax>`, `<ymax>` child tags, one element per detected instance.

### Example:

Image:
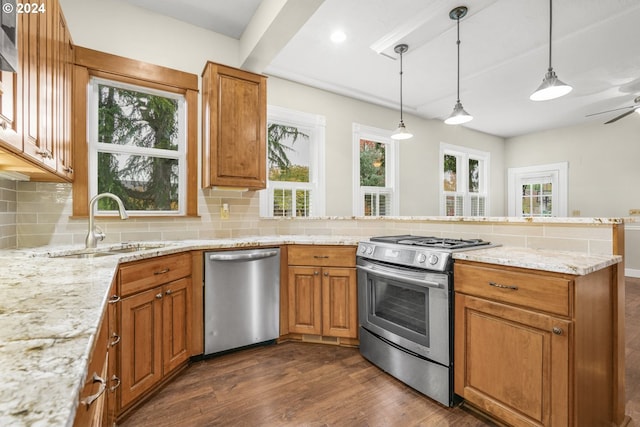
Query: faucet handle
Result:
<box><xmin>94</xmin><ymin>225</ymin><xmax>106</xmax><ymax>242</ymax></box>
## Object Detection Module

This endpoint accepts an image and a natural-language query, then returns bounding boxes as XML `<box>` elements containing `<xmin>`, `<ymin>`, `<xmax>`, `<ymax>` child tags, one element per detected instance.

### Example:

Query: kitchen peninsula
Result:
<box><xmin>0</xmin><ymin>215</ymin><xmax>629</xmax><ymax>426</ymax></box>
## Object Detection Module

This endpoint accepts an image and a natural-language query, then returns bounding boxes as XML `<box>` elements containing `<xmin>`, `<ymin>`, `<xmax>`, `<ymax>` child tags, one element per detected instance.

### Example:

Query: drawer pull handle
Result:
<box><xmin>313</xmin><ymin>255</ymin><xmax>329</xmax><ymax>259</ymax></box>
<box><xmin>154</xmin><ymin>268</ymin><xmax>170</xmax><ymax>275</ymax></box>
<box><xmin>109</xmin><ymin>375</ymin><xmax>121</xmax><ymax>392</ymax></box>
<box><xmin>80</xmin><ymin>373</ymin><xmax>106</xmax><ymax>407</ymax></box>
<box><xmin>108</xmin><ymin>294</ymin><xmax>120</xmax><ymax>304</ymax></box>
<box><xmin>552</xmin><ymin>327</ymin><xmax>564</xmax><ymax>336</ymax></box>
<box><xmin>110</xmin><ymin>332</ymin><xmax>121</xmax><ymax>347</ymax></box>
<box><xmin>488</xmin><ymin>282</ymin><xmax>519</xmax><ymax>291</ymax></box>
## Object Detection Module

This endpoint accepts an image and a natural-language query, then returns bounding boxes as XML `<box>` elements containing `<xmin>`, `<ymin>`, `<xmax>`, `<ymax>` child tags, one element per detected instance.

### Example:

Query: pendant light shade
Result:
<box><xmin>445</xmin><ymin>6</ymin><xmax>473</xmax><ymax>125</ymax></box>
<box><xmin>530</xmin><ymin>0</ymin><xmax>572</xmax><ymax>101</ymax></box>
<box><xmin>391</xmin><ymin>44</ymin><xmax>413</xmax><ymax>140</ymax></box>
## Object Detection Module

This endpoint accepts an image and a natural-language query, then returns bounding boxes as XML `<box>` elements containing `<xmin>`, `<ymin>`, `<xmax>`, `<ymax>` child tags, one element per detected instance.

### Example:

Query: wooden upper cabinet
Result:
<box><xmin>0</xmin><ymin>0</ymin><xmax>74</xmax><ymax>182</ymax></box>
<box><xmin>201</xmin><ymin>61</ymin><xmax>267</xmax><ymax>189</ymax></box>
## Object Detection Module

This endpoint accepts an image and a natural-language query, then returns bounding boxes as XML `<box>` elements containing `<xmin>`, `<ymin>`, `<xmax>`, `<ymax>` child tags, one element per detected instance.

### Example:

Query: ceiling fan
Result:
<box><xmin>586</xmin><ymin>96</ymin><xmax>640</xmax><ymax>124</ymax></box>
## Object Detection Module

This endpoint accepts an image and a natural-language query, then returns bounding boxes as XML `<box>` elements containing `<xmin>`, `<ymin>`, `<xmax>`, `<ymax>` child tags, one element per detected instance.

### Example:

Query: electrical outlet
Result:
<box><xmin>629</xmin><ymin>209</ymin><xmax>640</xmax><ymax>216</ymax></box>
<box><xmin>220</xmin><ymin>203</ymin><xmax>229</xmax><ymax>219</ymax></box>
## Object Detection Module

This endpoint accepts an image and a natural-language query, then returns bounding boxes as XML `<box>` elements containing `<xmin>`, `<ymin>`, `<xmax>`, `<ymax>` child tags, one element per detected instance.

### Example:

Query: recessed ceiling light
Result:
<box><xmin>330</xmin><ymin>30</ymin><xmax>346</xmax><ymax>44</ymax></box>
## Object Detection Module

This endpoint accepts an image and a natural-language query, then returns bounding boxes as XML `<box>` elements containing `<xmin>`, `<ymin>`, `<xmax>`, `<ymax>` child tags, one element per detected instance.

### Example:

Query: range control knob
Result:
<box><xmin>427</xmin><ymin>254</ymin><xmax>439</xmax><ymax>265</ymax></box>
<box><xmin>366</xmin><ymin>246</ymin><xmax>374</xmax><ymax>255</ymax></box>
<box><xmin>416</xmin><ymin>253</ymin><xmax>427</xmax><ymax>263</ymax></box>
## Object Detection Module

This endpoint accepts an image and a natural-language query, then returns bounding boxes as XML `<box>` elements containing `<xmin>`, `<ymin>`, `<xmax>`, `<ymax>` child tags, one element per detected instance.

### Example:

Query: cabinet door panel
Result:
<box><xmin>288</xmin><ymin>266</ymin><xmax>322</xmax><ymax>335</ymax></box>
<box><xmin>322</xmin><ymin>267</ymin><xmax>357</xmax><ymax>338</ymax></box>
<box><xmin>120</xmin><ymin>288</ymin><xmax>163</xmax><ymax>409</ymax></box>
<box><xmin>456</xmin><ymin>294</ymin><xmax>570</xmax><ymax>427</ymax></box>
<box><xmin>162</xmin><ymin>277</ymin><xmax>191</xmax><ymax>374</ymax></box>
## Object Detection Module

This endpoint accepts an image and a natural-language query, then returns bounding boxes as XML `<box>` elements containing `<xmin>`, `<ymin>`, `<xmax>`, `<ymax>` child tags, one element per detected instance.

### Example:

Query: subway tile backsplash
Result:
<box><xmin>12</xmin><ymin>182</ymin><xmax>617</xmax><ymax>257</ymax></box>
<box><xmin>0</xmin><ymin>179</ymin><xmax>17</xmax><ymax>249</ymax></box>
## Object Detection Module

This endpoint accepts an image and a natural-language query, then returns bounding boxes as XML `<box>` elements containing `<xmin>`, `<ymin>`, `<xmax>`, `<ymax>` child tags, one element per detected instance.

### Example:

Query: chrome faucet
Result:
<box><xmin>85</xmin><ymin>193</ymin><xmax>129</xmax><ymax>249</ymax></box>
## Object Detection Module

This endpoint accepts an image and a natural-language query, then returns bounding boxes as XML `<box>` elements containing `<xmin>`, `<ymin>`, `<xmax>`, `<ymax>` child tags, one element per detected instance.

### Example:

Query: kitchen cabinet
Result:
<box><xmin>116</xmin><ymin>253</ymin><xmax>192</xmax><ymax>415</ymax></box>
<box><xmin>74</xmin><ymin>290</ymin><xmax>111</xmax><ymax>426</ymax></box>
<box><xmin>286</xmin><ymin>245</ymin><xmax>358</xmax><ymax>341</ymax></box>
<box><xmin>0</xmin><ymin>0</ymin><xmax>74</xmax><ymax>182</ymax></box>
<box><xmin>201</xmin><ymin>61</ymin><xmax>266</xmax><ymax>190</ymax></box>
<box><xmin>454</xmin><ymin>260</ymin><xmax>616</xmax><ymax>427</ymax></box>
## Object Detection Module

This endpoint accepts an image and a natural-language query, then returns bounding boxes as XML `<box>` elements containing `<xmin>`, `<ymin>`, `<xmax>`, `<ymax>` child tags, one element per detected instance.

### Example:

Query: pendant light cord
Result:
<box><xmin>547</xmin><ymin>0</ymin><xmax>553</xmax><ymax>72</ymax></box>
<box><xmin>399</xmin><ymin>49</ymin><xmax>404</xmax><ymax>122</ymax></box>
<box><xmin>456</xmin><ymin>15</ymin><xmax>461</xmax><ymax>103</ymax></box>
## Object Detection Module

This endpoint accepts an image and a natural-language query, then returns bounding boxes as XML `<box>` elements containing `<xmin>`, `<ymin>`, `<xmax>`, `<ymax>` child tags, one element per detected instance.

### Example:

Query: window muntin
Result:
<box><xmin>353</xmin><ymin>124</ymin><xmax>398</xmax><ymax>217</ymax></box>
<box><xmin>440</xmin><ymin>143</ymin><xmax>489</xmax><ymax>217</ymax></box>
<box><xmin>508</xmin><ymin>163</ymin><xmax>567</xmax><ymax>217</ymax></box>
<box><xmin>89</xmin><ymin>78</ymin><xmax>186</xmax><ymax>215</ymax></box>
<box><xmin>261</xmin><ymin>106</ymin><xmax>325</xmax><ymax>217</ymax></box>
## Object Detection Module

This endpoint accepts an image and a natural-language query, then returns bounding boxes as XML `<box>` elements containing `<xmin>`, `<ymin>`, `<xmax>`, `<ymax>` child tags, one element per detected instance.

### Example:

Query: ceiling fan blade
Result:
<box><xmin>585</xmin><ymin>105</ymin><xmax>634</xmax><ymax>117</ymax></box>
<box><xmin>604</xmin><ymin>108</ymin><xmax>637</xmax><ymax>124</ymax></box>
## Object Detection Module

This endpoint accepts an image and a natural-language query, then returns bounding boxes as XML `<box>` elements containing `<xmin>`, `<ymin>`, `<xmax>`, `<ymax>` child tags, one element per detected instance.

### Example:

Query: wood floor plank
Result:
<box><xmin>119</xmin><ymin>279</ymin><xmax>640</xmax><ymax>427</ymax></box>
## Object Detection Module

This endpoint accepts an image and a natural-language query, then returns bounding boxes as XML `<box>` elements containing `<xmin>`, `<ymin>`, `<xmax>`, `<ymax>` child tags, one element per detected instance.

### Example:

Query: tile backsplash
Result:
<box><xmin>0</xmin><ymin>179</ymin><xmax>17</xmax><ymax>249</ymax></box>
<box><xmin>12</xmin><ymin>182</ymin><xmax>618</xmax><ymax>258</ymax></box>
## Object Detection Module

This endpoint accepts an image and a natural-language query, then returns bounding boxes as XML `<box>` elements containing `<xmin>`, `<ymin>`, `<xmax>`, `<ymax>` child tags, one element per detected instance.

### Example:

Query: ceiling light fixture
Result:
<box><xmin>530</xmin><ymin>0</ymin><xmax>572</xmax><ymax>101</ymax></box>
<box><xmin>391</xmin><ymin>44</ymin><xmax>413</xmax><ymax>140</ymax></box>
<box><xmin>330</xmin><ymin>30</ymin><xmax>346</xmax><ymax>44</ymax></box>
<box><xmin>445</xmin><ymin>6</ymin><xmax>473</xmax><ymax>125</ymax></box>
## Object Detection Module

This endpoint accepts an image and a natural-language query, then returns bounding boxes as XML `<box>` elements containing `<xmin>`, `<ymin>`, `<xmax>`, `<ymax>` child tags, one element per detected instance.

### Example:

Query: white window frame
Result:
<box><xmin>88</xmin><ymin>77</ymin><xmax>187</xmax><ymax>216</ymax></box>
<box><xmin>352</xmin><ymin>123</ymin><xmax>399</xmax><ymax>216</ymax></box>
<box><xmin>260</xmin><ymin>105</ymin><xmax>326</xmax><ymax>217</ymax></box>
<box><xmin>507</xmin><ymin>162</ymin><xmax>568</xmax><ymax>217</ymax></box>
<box><xmin>439</xmin><ymin>142</ymin><xmax>490</xmax><ymax>216</ymax></box>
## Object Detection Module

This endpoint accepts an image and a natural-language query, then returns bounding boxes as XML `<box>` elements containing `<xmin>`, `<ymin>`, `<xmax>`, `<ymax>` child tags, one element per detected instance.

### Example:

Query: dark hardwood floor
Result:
<box><xmin>119</xmin><ymin>279</ymin><xmax>640</xmax><ymax>427</ymax></box>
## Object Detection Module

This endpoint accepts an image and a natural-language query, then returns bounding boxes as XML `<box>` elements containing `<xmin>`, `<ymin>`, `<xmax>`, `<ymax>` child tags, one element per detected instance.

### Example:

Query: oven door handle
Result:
<box><xmin>356</xmin><ymin>264</ymin><xmax>443</xmax><ymax>289</ymax></box>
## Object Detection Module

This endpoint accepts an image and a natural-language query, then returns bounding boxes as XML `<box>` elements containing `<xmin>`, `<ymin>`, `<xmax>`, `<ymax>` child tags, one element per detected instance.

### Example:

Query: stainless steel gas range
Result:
<box><xmin>356</xmin><ymin>235</ymin><xmax>495</xmax><ymax>407</ymax></box>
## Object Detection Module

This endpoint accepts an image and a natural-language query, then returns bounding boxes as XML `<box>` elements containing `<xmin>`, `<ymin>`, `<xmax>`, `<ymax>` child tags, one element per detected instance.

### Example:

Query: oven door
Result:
<box><xmin>357</xmin><ymin>257</ymin><xmax>451</xmax><ymax>366</ymax></box>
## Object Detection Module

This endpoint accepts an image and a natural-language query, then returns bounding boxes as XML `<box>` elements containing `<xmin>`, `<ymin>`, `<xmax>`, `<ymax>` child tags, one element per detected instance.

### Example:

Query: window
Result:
<box><xmin>88</xmin><ymin>78</ymin><xmax>186</xmax><ymax>215</ymax></box>
<box><xmin>439</xmin><ymin>143</ymin><xmax>489</xmax><ymax>216</ymax></box>
<box><xmin>260</xmin><ymin>106</ymin><xmax>325</xmax><ymax>217</ymax></box>
<box><xmin>72</xmin><ymin>47</ymin><xmax>198</xmax><ymax>217</ymax></box>
<box><xmin>353</xmin><ymin>124</ymin><xmax>398</xmax><ymax>216</ymax></box>
<box><xmin>507</xmin><ymin>162</ymin><xmax>568</xmax><ymax>217</ymax></box>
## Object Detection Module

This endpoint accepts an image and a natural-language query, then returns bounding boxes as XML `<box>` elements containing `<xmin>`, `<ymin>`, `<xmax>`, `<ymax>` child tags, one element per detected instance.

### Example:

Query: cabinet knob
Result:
<box><xmin>0</xmin><ymin>119</ymin><xmax>7</xmax><ymax>130</ymax></box>
<box><xmin>314</xmin><ymin>271</ymin><xmax>319</xmax><ymax>275</ymax></box>
<box><xmin>108</xmin><ymin>294</ymin><xmax>121</xmax><ymax>304</ymax></box>
<box><xmin>155</xmin><ymin>293</ymin><xmax>163</xmax><ymax>299</ymax></box>
<box><xmin>324</xmin><ymin>272</ymin><xmax>329</xmax><ymax>276</ymax></box>
<box><xmin>165</xmin><ymin>289</ymin><xmax>172</xmax><ymax>295</ymax></box>
<box><xmin>552</xmin><ymin>327</ymin><xmax>564</xmax><ymax>335</ymax></box>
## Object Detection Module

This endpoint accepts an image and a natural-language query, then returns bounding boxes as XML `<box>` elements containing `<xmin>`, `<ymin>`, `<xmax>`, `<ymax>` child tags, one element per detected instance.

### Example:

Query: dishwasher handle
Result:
<box><xmin>208</xmin><ymin>249</ymin><xmax>279</xmax><ymax>262</ymax></box>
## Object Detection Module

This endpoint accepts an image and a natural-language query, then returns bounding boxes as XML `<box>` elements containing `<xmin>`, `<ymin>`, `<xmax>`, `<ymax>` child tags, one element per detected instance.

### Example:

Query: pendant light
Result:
<box><xmin>530</xmin><ymin>0</ymin><xmax>572</xmax><ymax>101</ymax></box>
<box><xmin>391</xmin><ymin>44</ymin><xmax>413</xmax><ymax>140</ymax></box>
<box><xmin>445</xmin><ymin>6</ymin><xmax>473</xmax><ymax>125</ymax></box>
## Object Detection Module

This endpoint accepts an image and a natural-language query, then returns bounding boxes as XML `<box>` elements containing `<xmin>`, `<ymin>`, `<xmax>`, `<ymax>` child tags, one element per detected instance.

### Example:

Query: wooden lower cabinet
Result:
<box><xmin>119</xmin><ymin>277</ymin><xmax>191</xmax><ymax>410</ymax></box>
<box><xmin>286</xmin><ymin>245</ymin><xmax>357</xmax><ymax>340</ymax></box>
<box><xmin>116</xmin><ymin>254</ymin><xmax>192</xmax><ymax>418</ymax></box>
<box><xmin>74</xmin><ymin>298</ymin><xmax>110</xmax><ymax>426</ymax></box>
<box><xmin>454</xmin><ymin>260</ymin><xmax>616</xmax><ymax>427</ymax></box>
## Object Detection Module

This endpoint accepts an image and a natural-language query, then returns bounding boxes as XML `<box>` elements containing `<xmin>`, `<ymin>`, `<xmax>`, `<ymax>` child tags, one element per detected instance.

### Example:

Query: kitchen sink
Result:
<box><xmin>48</xmin><ymin>243</ymin><xmax>170</xmax><ymax>258</ymax></box>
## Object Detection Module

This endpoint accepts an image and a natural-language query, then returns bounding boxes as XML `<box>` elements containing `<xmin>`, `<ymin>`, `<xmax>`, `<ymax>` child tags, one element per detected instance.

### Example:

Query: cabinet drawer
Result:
<box><xmin>287</xmin><ymin>245</ymin><xmax>356</xmax><ymax>267</ymax></box>
<box><xmin>119</xmin><ymin>253</ymin><xmax>191</xmax><ymax>297</ymax></box>
<box><xmin>454</xmin><ymin>262</ymin><xmax>572</xmax><ymax>317</ymax></box>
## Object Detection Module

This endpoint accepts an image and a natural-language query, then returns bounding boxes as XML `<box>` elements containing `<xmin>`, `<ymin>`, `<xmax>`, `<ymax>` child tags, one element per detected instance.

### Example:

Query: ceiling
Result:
<box><xmin>122</xmin><ymin>0</ymin><xmax>640</xmax><ymax>138</ymax></box>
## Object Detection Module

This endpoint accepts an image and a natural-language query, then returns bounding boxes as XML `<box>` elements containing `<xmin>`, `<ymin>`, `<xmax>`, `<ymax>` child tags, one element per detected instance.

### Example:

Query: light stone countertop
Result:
<box><xmin>452</xmin><ymin>246</ymin><xmax>622</xmax><ymax>275</ymax></box>
<box><xmin>0</xmin><ymin>236</ymin><xmax>622</xmax><ymax>426</ymax></box>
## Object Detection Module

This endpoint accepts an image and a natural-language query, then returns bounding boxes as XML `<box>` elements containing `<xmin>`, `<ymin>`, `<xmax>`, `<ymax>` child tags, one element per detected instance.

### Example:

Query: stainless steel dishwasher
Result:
<box><xmin>203</xmin><ymin>247</ymin><xmax>280</xmax><ymax>355</ymax></box>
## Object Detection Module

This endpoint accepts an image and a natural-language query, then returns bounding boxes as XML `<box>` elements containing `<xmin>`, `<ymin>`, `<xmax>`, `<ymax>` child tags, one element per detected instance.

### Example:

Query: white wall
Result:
<box><xmin>504</xmin><ymin>116</ymin><xmax>640</xmax><ymax>218</ymax></box>
<box><xmin>59</xmin><ymin>0</ymin><xmax>506</xmax><ymax>218</ymax></box>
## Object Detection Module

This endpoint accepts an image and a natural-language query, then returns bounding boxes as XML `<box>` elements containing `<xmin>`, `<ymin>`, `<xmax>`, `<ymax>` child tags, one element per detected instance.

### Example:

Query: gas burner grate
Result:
<box><xmin>370</xmin><ymin>235</ymin><xmax>491</xmax><ymax>250</ymax></box>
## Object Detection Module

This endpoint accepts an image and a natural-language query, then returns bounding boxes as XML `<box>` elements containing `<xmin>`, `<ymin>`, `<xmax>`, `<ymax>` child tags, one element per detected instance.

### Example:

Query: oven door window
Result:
<box><xmin>373</xmin><ymin>279</ymin><xmax>428</xmax><ymax>340</ymax></box>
